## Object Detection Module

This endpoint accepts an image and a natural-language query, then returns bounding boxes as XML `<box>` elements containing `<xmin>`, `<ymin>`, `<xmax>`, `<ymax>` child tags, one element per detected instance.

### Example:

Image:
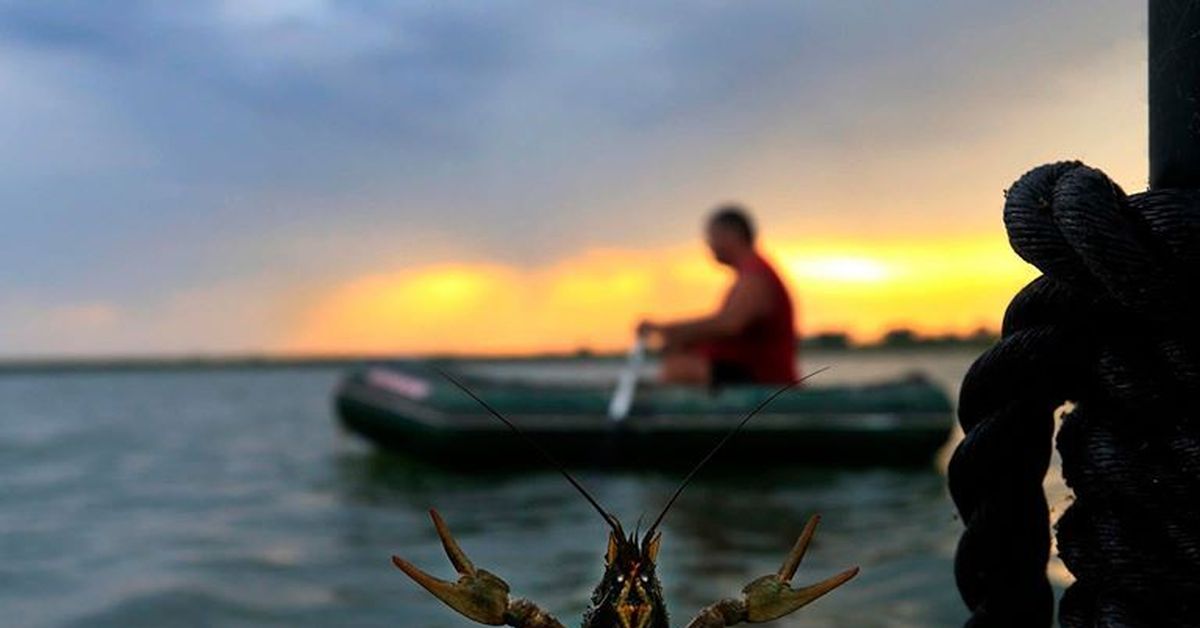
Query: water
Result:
<box><xmin>0</xmin><ymin>350</ymin><xmax>986</xmax><ymax>627</ymax></box>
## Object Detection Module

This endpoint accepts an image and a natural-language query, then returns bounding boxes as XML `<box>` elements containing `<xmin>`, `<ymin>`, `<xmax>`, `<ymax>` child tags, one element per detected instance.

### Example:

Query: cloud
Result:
<box><xmin>0</xmin><ymin>274</ymin><xmax>304</xmax><ymax>356</ymax></box>
<box><xmin>0</xmin><ymin>0</ymin><xmax>1147</xmax><ymax>355</ymax></box>
<box><xmin>48</xmin><ymin>302</ymin><xmax>120</xmax><ymax>328</ymax></box>
<box><xmin>0</xmin><ymin>300</ymin><xmax>120</xmax><ymax>355</ymax></box>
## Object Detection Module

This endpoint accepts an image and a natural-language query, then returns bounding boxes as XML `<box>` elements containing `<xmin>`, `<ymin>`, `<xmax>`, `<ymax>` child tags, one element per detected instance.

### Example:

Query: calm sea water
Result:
<box><xmin>0</xmin><ymin>350</ymin><xmax>1026</xmax><ymax>627</ymax></box>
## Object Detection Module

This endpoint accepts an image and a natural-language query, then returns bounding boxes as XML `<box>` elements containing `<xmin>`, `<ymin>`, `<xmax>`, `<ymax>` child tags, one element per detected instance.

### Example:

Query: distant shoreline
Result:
<box><xmin>0</xmin><ymin>332</ymin><xmax>994</xmax><ymax>375</ymax></box>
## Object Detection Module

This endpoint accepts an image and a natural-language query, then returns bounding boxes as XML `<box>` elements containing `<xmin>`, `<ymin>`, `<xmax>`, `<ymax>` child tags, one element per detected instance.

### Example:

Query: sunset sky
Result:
<box><xmin>2</xmin><ymin>1</ymin><xmax>1150</xmax><ymax>357</ymax></box>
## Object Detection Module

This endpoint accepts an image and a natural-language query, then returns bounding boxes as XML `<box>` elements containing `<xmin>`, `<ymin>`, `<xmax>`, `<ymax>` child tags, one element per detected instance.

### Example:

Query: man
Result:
<box><xmin>638</xmin><ymin>205</ymin><xmax>799</xmax><ymax>386</ymax></box>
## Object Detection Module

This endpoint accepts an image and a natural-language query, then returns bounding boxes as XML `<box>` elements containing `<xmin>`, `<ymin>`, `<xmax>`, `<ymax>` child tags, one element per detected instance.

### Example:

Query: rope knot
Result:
<box><xmin>951</xmin><ymin>160</ymin><xmax>1200</xmax><ymax>627</ymax></box>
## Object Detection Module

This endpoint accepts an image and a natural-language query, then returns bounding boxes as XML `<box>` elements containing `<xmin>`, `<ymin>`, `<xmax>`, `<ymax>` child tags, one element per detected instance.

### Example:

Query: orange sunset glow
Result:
<box><xmin>284</xmin><ymin>234</ymin><xmax>1038</xmax><ymax>355</ymax></box>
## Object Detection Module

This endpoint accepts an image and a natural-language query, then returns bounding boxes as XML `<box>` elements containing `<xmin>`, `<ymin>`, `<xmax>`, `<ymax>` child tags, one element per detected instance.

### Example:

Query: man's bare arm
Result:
<box><xmin>658</xmin><ymin>273</ymin><xmax>772</xmax><ymax>347</ymax></box>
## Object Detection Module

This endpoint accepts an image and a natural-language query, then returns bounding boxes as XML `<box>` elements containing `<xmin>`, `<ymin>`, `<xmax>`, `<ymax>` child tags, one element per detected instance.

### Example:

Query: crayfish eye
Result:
<box><xmin>640</xmin><ymin>574</ymin><xmax>649</xmax><ymax>583</ymax></box>
<box><xmin>616</xmin><ymin>574</ymin><xmax>625</xmax><ymax>583</ymax></box>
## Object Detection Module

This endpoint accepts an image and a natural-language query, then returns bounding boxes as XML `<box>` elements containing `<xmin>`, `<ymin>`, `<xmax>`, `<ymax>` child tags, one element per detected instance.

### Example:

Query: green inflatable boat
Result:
<box><xmin>334</xmin><ymin>362</ymin><xmax>954</xmax><ymax>468</ymax></box>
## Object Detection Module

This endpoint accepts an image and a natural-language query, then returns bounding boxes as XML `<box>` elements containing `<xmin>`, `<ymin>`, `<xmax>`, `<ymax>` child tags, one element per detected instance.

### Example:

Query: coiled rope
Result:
<box><xmin>948</xmin><ymin>161</ymin><xmax>1200</xmax><ymax>626</ymax></box>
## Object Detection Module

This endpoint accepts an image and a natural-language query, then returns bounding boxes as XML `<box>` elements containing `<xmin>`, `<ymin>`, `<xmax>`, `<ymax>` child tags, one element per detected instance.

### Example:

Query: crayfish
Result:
<box><xmin>392</xmin><ymin>371</ymin><xmax>858</xmax><ymax>627</ymax></box>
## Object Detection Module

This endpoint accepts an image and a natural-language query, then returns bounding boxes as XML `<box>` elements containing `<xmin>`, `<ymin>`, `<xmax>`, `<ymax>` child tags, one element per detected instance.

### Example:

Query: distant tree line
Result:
<box><xmin>801</xmin><ymin>327</ymin><xmax>999</xmax><ymax>351</ymax></box>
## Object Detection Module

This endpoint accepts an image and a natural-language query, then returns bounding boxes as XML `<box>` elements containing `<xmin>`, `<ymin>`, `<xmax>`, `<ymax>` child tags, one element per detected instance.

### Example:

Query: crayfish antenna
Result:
<box><xmin>642</xmin><ymin>367</ymin><xmax>829</xmax><ymax>550</ymax></box>
<box><xmin>436</xmin><ymin>367</ymin><xmax>625</xmax><ymax>537</ymax></box>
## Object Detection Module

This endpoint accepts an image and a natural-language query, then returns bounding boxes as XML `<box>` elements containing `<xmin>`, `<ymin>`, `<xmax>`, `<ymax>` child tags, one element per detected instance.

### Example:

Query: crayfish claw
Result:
<box><xmin>391</xmin><ymin>554</ymin><xmax>455</xmax><ymax>599</ymax></box>
<box><xmin>741</xmin><ymin>514</ymin><xmax>858</xmax><ymax>623</ymax></box>
<box><xmin>430</xmin><ymin>508</ymin><xmax>477</xmax><ymax>575</ymax></box>
<box><xmin>788</xmin><ymin>566</ymin><xmax>859</xmax><ymax>608</ymax></box>
<box><xmin>392</xmin><ymin>511</ymin><xmax>512</xmax><ymax>625</ymax></box>
<box><xmin>742</xmin><ymin>566</ymin><xmax>859</xmax><ymax>622</ymax></box>
<box><xmin>776</xmin><ymin>514</ymin><xmax>820</xmax><ymax>580</ymax></box>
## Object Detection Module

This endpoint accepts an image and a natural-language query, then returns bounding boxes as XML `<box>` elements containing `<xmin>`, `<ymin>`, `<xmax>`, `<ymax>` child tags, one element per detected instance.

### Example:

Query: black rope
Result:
<box><xmin>949</xmin><ymin>161</ymin><xmax>1200</xmax><ymax>626</ymax></box>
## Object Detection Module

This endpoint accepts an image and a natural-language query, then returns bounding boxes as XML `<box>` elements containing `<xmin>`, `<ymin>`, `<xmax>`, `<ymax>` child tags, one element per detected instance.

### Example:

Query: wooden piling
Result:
<box><xmin>1149</xmin><ymin>0</ymin><xmax>1200</xmax><ymax>190</ymax></box>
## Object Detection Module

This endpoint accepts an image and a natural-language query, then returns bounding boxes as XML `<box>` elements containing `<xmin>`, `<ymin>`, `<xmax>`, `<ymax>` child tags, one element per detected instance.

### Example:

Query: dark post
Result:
<box><xmin>1149</xmin><ymin>0</ymin><xmax>1200</xmax><ymax>190</ymax></box>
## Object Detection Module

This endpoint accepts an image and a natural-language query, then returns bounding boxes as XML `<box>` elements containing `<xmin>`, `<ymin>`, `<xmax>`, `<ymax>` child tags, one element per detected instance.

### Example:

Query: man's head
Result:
<box><xmin>705</xmin><ymin>204</ymin><xmax>756</xmax><ymax>266</ymax></box>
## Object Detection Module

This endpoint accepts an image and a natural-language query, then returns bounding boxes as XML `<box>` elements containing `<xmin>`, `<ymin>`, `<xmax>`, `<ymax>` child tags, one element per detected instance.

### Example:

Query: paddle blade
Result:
<box><xmin>607</xmin><ymin>335</ymin><xmax>646</xmax><ymax>421</ymax></box>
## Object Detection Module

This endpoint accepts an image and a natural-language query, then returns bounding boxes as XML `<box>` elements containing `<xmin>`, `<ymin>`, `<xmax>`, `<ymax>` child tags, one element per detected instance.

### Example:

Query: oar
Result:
<box><xmin>607</xmin><ymin>333</ymin><xmax>646</xmax><ymax>422</ymax></box>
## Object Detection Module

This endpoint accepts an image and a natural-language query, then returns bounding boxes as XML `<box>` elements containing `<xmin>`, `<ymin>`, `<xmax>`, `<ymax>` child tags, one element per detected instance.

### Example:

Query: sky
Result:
<box><xmin>1</xmin><ymin>1</ymin><xmax>1150</xmax><ymax>357</ymax></box>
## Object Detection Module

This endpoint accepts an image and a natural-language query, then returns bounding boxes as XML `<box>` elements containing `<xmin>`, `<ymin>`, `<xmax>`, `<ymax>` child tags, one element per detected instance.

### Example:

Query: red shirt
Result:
<box><xmin>701</xmin><ymin>253</ymin><xmax>799</xmax><ymax>383</ymax></box>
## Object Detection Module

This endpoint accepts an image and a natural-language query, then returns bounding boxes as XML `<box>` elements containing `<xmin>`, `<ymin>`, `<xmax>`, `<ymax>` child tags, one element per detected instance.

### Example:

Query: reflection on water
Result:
<box><xmin>0</xmin><ymin>350</ymin><xmax>983</xmax><ymax>627</ymax></box>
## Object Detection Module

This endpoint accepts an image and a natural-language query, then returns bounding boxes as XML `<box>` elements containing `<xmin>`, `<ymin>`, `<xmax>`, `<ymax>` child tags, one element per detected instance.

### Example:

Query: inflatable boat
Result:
<box><xmin>334</xmin><ymin>361</ymin><xmax>954</xmax><ymax>468</ymax></box>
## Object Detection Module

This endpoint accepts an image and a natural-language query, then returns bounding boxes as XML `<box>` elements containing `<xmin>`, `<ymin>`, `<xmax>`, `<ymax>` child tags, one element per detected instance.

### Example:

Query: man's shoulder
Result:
<box><xmin>737</xmin><ymin>253</ymin><xmax>783</xmax><ymax>280</ymax></box>
<box><xmin>737</xmin><ymin>252</ymin><xmax>769</xmax><ymax>271</ymax></box>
